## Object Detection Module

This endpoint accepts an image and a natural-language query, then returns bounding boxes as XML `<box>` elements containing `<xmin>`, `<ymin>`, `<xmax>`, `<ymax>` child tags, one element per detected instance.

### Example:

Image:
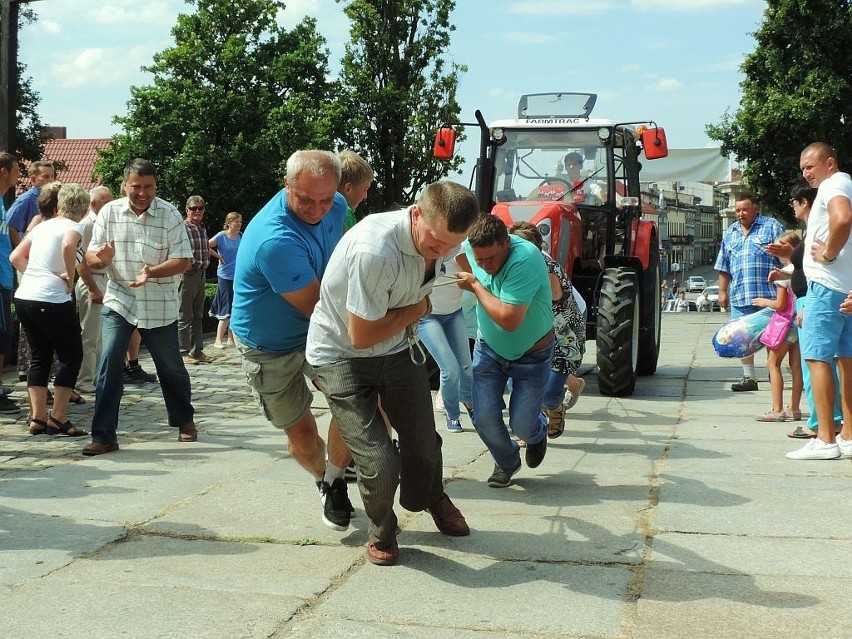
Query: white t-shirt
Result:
<box><xmin>803</xmin><ymin>171</ymin><xmax>852</xmax><ymax>292</ymax></box>
<box><xmin>15</xmin><ymin>217</ymin><xmax>83</xmax><ymax>303</ymax></box>
<box><xmin>430</xmin><ymin>248</ymin><xmax>464</xmax><ymax>315</ymax></box>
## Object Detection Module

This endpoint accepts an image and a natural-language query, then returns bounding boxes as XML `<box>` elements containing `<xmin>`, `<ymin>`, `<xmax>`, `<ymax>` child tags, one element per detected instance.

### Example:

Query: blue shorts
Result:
<box><xmin>730</xmin><ymin>304</ymin><xmax>760</xmax><ymax>320</ymax></box>
<box><xmin>800</xmin><ymin>281</ymin><xmax>852</xmax><ymax>362</ymax></box>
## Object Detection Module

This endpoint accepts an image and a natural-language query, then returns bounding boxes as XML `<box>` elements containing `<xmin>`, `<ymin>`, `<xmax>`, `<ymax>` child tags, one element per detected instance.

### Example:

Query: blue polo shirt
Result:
<box><xmin>0</xmin><ymin>200</ymin><xmax>12</xmax><ymax>289</ymax></box>
<box><xmin>231</xmin><ymin>189</ymin><xmax>346</xmax><ymax>353</ymax></box>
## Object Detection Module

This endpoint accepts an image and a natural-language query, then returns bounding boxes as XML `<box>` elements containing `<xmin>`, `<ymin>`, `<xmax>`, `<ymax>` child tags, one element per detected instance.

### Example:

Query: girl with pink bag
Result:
<box><xmin>752</xmin><ymin>230</ymin><xmax>804</xmax><ymax>422</ymax></box>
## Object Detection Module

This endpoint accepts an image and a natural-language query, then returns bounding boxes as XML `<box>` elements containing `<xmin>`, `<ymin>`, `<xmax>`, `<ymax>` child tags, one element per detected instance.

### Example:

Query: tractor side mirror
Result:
<box><xmin>433</xmin><ymin>127</ymin><xmax>457</xmax><ymax>160</ymax></box>
<box><xmin>641</xmin><ymin>127</ymin><xmax>668</xmax><ymax>160</ymax></box>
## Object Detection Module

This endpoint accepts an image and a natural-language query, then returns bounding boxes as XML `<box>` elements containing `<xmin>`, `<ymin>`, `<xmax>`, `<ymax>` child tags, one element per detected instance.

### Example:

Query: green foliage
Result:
<box><xmin>336</xmin><ymin>0</ymin><xmax>466</xmax><ymax>212</ymax></box>
<box><xmin>707</xmin><ymin>0</ymin><xmax>852</xmax><ymax>224</ymax></box>
<box><xmin>93</xmin><ymin>0</ymin><xmax>342</xmax><ymax>231</ymax></box>
<box><xmin>1</xmin><ymin>5</ymin><xmax>43</xmax><ymax>164</ymax></box>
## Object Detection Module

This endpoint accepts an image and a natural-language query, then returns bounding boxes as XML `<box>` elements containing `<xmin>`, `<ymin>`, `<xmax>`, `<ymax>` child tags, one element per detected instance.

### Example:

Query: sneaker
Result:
<box><xmin>124</xmin><ymin>365</ymin><xmax>158</xmax><ymax>384</ymax></box>
<box><xmin>755</xmin><ymin>409</ymin><xmax>787</xmax><ymax>422</ymax></box>
<box><xmin>427</xmin><ymin>493</ymin><xmax>470</xmax><ymax>536</ymax></box>
<box><xmin>731</xmin><ymin>376</ymin><xmax>758</xmax><ymax>392</ymax></box>
<box><xmin>434</xmin><ymin>392</ymin><xmax>445</xmax><ymax>413</ymax></box>
<box><xmin>785</xmin><ymin>438</ymin><xmax>841</xmax><ymax>460</ymax></box>
<box><xmin>487</xmin><ymin>460</ymin><xmax>522</xmax><ymax>488</ymax></box>
<box><xmin>564</xmin><ymin>378</ymin><xmax>586</xmax><ymax>410</ymax></box>
<box><xmin>0</xmin><ymin>395</ymin><xmax>19</xmax><ymax>414</ymax></box>
<box><xmin>366</xmin><ymin>539</ymin><xmax>399</xmax><ymax>566</ymax></box>
<box><xmin>838</xmin><ymin>434</ymin><xmax>852</xmax><ymax>458</ymax></box>
<box><xmin>317</xmin><ymin>478</ymin><xmax>352</xmax><ymax>531</ymax></box>
<box><xmin>343</xmin><ymin>459</ymin><xmax>358</xmax><ymax>482</ymax></box>
<box><xmin>525</xmin><ymin>435</ymin><xmax>548</xmax><ymax>469</ymax></box>
<box><xmin>445</xmin><ymin>416</ymin><xmax>463</xmax><ymax>433</ymax></box>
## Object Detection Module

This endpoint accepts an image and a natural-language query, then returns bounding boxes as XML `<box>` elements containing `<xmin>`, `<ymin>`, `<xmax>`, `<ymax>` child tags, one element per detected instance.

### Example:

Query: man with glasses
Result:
<box><xmin>307</xmin><ymin>181</ymin><xmax>479</xmax><ymax>566</ymax></box>
<box><xmin>231</xmin><ymin>150</ymin><xmax>355</xmax><ymax>533</ymax></box>
<box><xmin>179</xmin><ymin>195</ymin><xmax>212</xmax><ymax>364</ymax></box>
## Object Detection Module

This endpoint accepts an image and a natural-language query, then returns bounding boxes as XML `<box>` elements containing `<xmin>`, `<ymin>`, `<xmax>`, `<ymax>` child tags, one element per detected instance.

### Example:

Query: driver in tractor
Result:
<box><xmin>530</xmin><ymin>151</ymin><xmax>605</xmax><ymax>205</ymax></box>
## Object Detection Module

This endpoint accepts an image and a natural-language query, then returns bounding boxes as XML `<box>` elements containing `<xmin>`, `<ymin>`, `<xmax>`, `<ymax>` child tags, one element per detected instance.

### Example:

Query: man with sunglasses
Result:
<box><xmin>307</xmin><ymin>181</ymin><xmax>479</xmax><ymax>566</ymax></box>
<box><xmin>179</xmin><ymin>195</ymin><xmax>212</xmax><ymax>364</ymax></box>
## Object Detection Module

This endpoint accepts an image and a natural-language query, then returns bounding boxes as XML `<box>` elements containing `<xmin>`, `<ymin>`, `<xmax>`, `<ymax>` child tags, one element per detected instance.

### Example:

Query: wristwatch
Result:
<box><xmin>822</xmin><ymin>251</ymin><xmax>838</xmax><ymax>264</ymax></box>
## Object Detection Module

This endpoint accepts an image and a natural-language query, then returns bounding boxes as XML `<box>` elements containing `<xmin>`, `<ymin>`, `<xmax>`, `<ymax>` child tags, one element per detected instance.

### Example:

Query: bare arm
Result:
<box><xmin>128</xmin><ymin>257</ymin><xmax>192</xmax><ymax>288</ymax></box>
<box><xmin>348</xmin><ymin>298</ymin><xmax>430</xmax><ymax>350</ymax></box>
<box><xmin>280</xmin><ymin>279</ymin><xmax>320</xmax><ymax>319</ymax></box>
<box><xmin>548</xmin><ymin>273</ymin><xmax>563</xmax><ymax>302</ymax></box>
<box><xmin>9</xmin><ymin>237</ymin><xmax>31</xmax><ymax>272</ymax></box>
<box><xmin>717</xmin><ymin>271</ymin><xmax>731</xmax><ymax>310</ymax></box>
<box><xmin>208</xmin><ymin>237</ymin><xmax>223</xmax><ymax>263</ymax></box>
<box><xmin>752</xmin><ymin>285</ymin><xmax>786</xmax><ymax>311</ymax></box>
<box><xmin>813</xmin><ymin>195</ymin><xmax>852</xmax><ymax>262</ymax></box>
<box><xmin>455</xmin><ymin>271</ymin><xmax>528</xmax><ymax>332</ymax></box>
<box><xmin>76</xmin><ymin>260</ymin><xmax>103</xmax><ymax>303</ymax></box>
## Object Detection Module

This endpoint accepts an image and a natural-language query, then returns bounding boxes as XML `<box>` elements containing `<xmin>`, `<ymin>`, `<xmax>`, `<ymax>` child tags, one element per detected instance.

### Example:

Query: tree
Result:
<box><xmin>94</xmin><ymin>0</ymin><xmax>340</xmax><ymax>229</ymax></box>
<box><xmin>336</xmin><ymin>0</ymin><xmax>466</xmax><ymax>212</ymax></box>
<box><xmin>707</xmin><ymin>0</ymin><xmax>852</xmax><ymax>224</ymax></box>
<box><xmin>0</xmin><ymin>4</ymin><xmax>44</xmax><ymax>165</ymax></box>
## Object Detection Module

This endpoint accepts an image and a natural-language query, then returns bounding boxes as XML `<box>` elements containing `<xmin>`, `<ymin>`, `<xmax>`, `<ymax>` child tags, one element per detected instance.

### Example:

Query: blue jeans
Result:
<box><xmin>90</xmin><ymin>309</ymin><xmax>194</xmax><ymax>444</ymax></box>
<box><xmin>542</xmin><ymin>369</ymin><xmax>570</xmax><ymax>409</ymax></box>
<box><xmin>472</xmin><ymin>337</ymin><xmax>553</xmax><ymax>470</ymax></box>
<box><xmin>418</xmin><ymin>309</ymin><xmax>472</xmax><ymax>419</ymax></box>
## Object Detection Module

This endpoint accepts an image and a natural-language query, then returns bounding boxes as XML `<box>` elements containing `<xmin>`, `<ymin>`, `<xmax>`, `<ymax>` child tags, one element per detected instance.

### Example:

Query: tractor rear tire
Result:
<box><xmin>637</xmin><ymin>237</ymin><xmax>661</xmax><ymax>376</ymax></box>
<box><xmin>596</xmin><ymin>267</ymin><xmax>639</xmax><ymax>397</ymax></box>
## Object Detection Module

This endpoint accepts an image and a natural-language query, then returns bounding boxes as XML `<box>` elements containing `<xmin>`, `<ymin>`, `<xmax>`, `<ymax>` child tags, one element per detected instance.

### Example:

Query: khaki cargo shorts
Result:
<box><xmin>233</xmin><ymin>336</ymin><xmax>314</xmax><ymax>429</ymax></box>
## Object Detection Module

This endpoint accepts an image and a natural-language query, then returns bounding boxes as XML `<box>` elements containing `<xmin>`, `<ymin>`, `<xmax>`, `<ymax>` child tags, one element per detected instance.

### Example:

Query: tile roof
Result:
<box><xmin>40</xmin><ymin>138</ymin><xmax>111</xmax><ymax>191</ymax></box>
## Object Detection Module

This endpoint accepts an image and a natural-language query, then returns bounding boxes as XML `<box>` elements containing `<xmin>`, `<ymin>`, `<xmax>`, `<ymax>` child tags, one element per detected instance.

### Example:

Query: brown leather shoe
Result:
<box><xmin>427</xmin><ymin>493</ymin><xmax>470</xmax><ymax>536</ymax></box>
<box><xmin>178</xmin><ymin>421</ymin><xmax>198</xmax><ymax>442</ymax></box>
<box><xmin>82</xmin><ymin>441</ymin><xmax>120</xmax><ymax>457</ymax></box>
<box><xmin>366</xmin><ymin>539</ymin><xmax>399</xmax><ymax>566</ymax></box>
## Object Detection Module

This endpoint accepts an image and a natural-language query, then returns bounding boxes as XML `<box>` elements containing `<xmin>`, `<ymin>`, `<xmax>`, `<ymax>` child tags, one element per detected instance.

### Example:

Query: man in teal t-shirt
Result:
<box><xmin>457</xmin><ymin>214</ymin><xmax>554</xmax><ymax>488</ymax></box>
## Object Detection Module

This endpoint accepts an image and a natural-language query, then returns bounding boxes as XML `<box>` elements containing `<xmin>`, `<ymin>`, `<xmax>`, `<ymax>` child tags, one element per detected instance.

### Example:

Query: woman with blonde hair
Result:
<box><xmin>208</xmin><ymin>211</ymin><xmax>243</xmax><ymax>348</ymax></box>
<box><xmin>11</xmin><ymin>183</ymin><xmax>89</xmax><ymax>436</ymax></box>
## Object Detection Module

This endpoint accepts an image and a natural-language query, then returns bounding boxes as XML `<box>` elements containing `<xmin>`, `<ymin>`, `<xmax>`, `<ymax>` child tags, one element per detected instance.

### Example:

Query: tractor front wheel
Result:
<box><xmin>596</xmin><ymin>267</ymin><xmax>639</xmax><ymax>396</ymax></box>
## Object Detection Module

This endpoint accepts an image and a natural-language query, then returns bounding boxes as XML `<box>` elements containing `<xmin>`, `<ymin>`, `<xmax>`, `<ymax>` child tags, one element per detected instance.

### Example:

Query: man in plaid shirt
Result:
<box><xmin>715</xmin><ymin>192</ymin><xmax>784</xmax><ymax>391</ymax></box>
<box><xmin>179</xmin><ymin>195</ymin><xmax>211</xmax><ymax>364</ymax></box>
<box><xmin>82</xmin><ymin>158</ymin><xmax>196</xmax><ymax>456</ymax></box>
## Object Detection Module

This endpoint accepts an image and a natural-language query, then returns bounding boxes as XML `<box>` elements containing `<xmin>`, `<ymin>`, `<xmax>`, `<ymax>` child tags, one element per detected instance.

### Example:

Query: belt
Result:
<box><xmin>525</xmin><ymin>329</ymin><xmax>554</xmax><ymax>355</ymax></box>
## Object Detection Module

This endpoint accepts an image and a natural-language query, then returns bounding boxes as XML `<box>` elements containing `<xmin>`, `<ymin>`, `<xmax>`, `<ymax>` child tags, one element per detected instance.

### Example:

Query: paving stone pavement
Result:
<box><xmin>1</xmin><ymin>317</ymin><xmax>851</xmax><ymax>639</ymax></box>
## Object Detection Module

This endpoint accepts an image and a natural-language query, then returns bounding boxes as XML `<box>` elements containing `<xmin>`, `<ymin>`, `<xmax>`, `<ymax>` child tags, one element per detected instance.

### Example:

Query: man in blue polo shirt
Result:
<box><xmin>231</xmin><ymin>149</ymin><xmax>354</xmax><ymax>532</ymax></box>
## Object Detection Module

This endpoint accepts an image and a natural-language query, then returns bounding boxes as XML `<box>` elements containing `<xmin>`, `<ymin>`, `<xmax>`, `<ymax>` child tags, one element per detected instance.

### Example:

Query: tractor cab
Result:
<box><xmin>433</xmin><ymin>91</ymin><xmax>669</xmax><ymax>396</ymax></box>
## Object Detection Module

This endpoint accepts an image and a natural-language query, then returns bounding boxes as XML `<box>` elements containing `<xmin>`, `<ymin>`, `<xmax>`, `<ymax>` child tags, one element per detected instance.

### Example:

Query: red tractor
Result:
<box><xmin>434</xmin><ymin>92</ymin><xmax>669</xmax><ymax>396</ymax></box>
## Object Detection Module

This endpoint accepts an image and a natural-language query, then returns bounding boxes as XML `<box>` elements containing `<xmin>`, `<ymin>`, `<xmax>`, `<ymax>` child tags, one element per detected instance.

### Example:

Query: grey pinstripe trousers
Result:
<box><xmin>313</xmin><ymin>349</ymin><xmax>445</xmax><ymax>546</ymax></box>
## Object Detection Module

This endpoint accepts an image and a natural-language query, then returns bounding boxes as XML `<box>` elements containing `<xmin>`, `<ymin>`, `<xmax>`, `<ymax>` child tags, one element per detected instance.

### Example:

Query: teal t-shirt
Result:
<box><xmin>465</xmin><ymin>235</ymin><xmax>552</xmax><ymax>360</ymax></box>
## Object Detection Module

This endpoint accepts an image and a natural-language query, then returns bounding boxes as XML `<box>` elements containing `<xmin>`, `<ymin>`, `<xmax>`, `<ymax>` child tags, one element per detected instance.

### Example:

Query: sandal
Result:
<box><xmin>28</xmin><ymin>417</ymin><xmax>48</xmax><ymax>436</ymax></box>
<box><xmin>786</xmin><ymin>425</ymin><xmax>816</xmax><ymax>439</ymax></box>
<box><xmin>46</xmin><ymin>415</ymin><xmax>89</xmax><ymax>437</ymax></box>
<box><xmin>69</xmin><ymin>390</ymin><xmax>87</xmax><ymax>405</ymax></box>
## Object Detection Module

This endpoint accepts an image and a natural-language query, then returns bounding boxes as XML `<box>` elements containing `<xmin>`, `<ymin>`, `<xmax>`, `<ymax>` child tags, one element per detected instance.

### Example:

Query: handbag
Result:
<box><xmin>759</xmin><ymin>288</ymin><xmax>796</xmax><ymax>349</ymax></box>
<box><xmin>712</xmin><ymin>307</ymin><xmax>774</xmax><ymax>358</ymax></box>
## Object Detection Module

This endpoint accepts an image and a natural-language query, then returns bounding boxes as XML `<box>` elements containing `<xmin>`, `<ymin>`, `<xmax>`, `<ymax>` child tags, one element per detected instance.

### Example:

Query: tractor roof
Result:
<box><xmin>488</xmin><ymin>92</ymin><xmax>630</xmax><ymax>131</ymax></box>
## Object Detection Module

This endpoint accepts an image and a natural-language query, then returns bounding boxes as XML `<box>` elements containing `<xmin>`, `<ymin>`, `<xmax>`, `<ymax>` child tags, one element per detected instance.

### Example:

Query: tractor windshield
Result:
<box><xmin>491</xmin><ymin>129</ymin><xmax>610</xmax><ymax>207</ymax></box>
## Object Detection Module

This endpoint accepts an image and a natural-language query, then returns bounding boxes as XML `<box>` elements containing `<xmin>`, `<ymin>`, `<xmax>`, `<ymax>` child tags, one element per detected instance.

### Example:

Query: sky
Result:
<box><xmin>17</xmin><ymin>0</ymin><xmax>768</xmax><ymax>174</ymax></box>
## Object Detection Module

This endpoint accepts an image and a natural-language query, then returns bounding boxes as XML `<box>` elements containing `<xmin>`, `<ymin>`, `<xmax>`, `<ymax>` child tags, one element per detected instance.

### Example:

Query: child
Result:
<box><xmin>752</xmin><ymin>230</ymin><xmax>803</xmax><ymax>422</ymax></box>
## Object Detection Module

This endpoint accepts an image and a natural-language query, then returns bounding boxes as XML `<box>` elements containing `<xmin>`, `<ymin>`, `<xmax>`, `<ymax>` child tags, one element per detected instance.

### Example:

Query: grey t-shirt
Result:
<box><xmin>306</xmin><ymin>207</ymin><xmax>446</xmax><ymax>366</ymax></box>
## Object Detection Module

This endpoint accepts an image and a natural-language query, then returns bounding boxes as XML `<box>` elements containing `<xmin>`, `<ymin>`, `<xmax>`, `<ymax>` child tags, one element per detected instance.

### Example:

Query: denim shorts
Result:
<box><xmin>800</xmin><ymin>281</ymin><xmax>852</xmax><ymax>362</ymax></box>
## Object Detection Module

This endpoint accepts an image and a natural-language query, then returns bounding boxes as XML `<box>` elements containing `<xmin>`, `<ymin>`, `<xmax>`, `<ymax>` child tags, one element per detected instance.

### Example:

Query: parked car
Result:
<box><xmin>699</xmin><ymin>285</ymin><xmax>722</xmax><ymax>311</ymax></box>
<box><xmin>687</xmin><ymin>276</ymin><xmax>707</xmax><ymax>292</ymax></box>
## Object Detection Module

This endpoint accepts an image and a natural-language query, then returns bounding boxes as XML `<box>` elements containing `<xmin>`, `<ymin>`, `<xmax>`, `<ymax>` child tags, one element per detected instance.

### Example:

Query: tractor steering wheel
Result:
<box><xmin>538</xmin><ymin>177</ymin><xmax>574</xmax><ymax>190</ymax></box>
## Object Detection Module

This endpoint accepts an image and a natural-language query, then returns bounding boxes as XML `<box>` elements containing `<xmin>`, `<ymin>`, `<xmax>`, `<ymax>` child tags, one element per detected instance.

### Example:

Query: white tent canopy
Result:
<box><xmin>640</xmin><ymin>148</ymin><xmax>731</xmax><ymax>183</ymax></box>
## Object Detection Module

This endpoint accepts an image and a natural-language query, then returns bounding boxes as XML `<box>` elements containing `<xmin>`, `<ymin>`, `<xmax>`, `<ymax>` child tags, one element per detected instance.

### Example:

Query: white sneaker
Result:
<box><xmin>434</xmin><ymin>392</ymin><xmax>445</xmax><ymax>413</ymax></box>
<box><xmin>837</xmin><ymin>434</ymin><xmax>852</xmax><ymax>458</ymax></box>
<box><xmin>786</xmin><ymin>438</ymin><xmax>841</xmax><ymax>460</ymax></box>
